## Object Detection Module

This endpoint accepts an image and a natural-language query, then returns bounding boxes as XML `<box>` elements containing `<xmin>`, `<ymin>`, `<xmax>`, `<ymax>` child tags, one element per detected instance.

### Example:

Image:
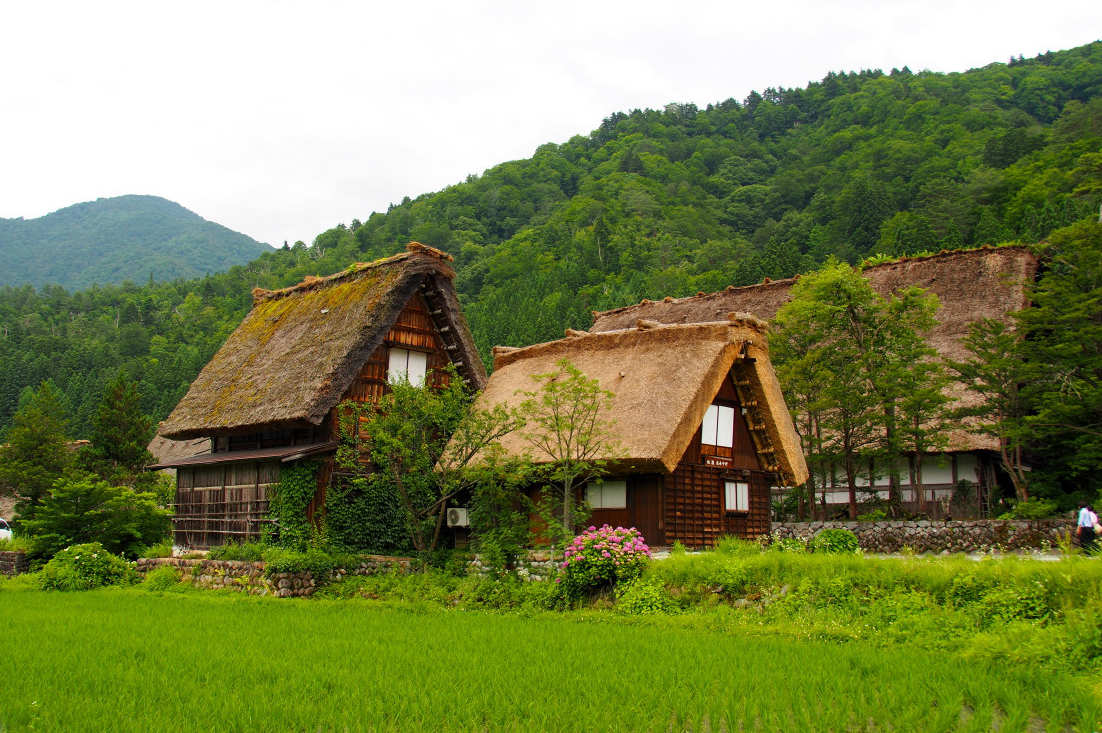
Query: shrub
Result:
<box><xmin>616</xmin><ymin>579</ymin><xmax>676</xmax><ymax>615</ymax></box>
<box><xmin>137</xmin><ymin>538</ymin><xmax>174</xmax><ymax>559</ymax></box>
<box><xmin>262</xmin><ymin>546</ymin><xmax>335</xmax><ymax>580</ymax></box>
<box><xmin>856</xmin><ymin>510</ymin><xmax>887</xmax><ymax>521</ymax></box>
<box><xmin>21</xmin><ymin>474</ymin><xmax>171</xmax><ymax>559</ymax></box>
<box><xmin>208</xmin><ymin>540</ymin><xmax>267</xmax><ymax>562</ymax></box>
<box><xmin>559</xmin><ymin>525</ymin><xmax>651</xmax><ymax>600</ymax></box>
<box><xmin>0</xmin><ymin>535</ymin><xmax>34</xmax><ymax>553</ymax></box>
<box><xmin>39</xmin><ymin>543</ymin><xmax>137</xmax><ymax>591</ymax></box>
<box><xmin>142</xmin><ymin>565</ymin><xmax>183</xmax><ymax>591</ymax></box>
<box><xmin>767</xmin><ymin>534</ymin><xmax>807</xmax><ymax>553</ymax></box>
<box><xmin>809</xmin><ymin>529</ymin><xmax>860</xmax><ymax>554</ymax></box>
<box><xmin>1005</xmin><ymin>498</ymin><xmax>1059</xmax><ymax>520</ymax></box>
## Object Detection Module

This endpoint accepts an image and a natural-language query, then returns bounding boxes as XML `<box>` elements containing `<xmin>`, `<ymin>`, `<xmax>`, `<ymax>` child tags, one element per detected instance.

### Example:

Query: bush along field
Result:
<box><xmin>1</xmin><ymin>528</ymin><xmax>1101</xmax><ymax>731</ymax></box>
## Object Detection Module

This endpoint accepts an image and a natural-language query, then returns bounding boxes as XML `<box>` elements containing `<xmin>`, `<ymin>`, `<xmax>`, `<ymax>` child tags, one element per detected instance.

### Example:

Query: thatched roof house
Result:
<box><xmin>475</xmin><ymin>317</ymin><xmax>809</xmax><ymax>546</ymax></box>
<box><xmin>159</xmin><ymin>242</ymin><xmax>486</xmax><ymax>440</ymax></box>
<box><xmin>155</xmin><ymin>242</ymin><xmax>487</xmax><ymax>548</ymax></box>
<box><xmin>590</xmin><ymin>245</ymin><xmax>1040</xmax><ymax>516</ymax></box>
<box><xmin>592</xmin><ymin>245</ymin><xmax>1037</xmax><ymax>453</ymax></box>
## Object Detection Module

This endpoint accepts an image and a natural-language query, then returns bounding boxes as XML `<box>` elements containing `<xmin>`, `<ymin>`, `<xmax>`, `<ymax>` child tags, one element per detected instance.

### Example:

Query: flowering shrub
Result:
<box><xmin>559</xmin><ymin>525</ymin><xmax>651</xmax><ymax>599</ymax></box>
<box><xmin>39</xmin><ymin>543</ymin><xmax>137</xmax><ymax>591</ymax></box>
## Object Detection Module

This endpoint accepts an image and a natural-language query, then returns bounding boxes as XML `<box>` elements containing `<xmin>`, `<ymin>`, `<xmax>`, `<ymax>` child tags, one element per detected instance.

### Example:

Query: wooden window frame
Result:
<box><xmin>387</xmin><ymin>346</ymin><xmax>430</xmax><ymax>386</ymax></box>
<box><xmin>723</xmin><ymin>479</ymin><xmax>750</xmax><ymax>514</ymax></box>
<box><xmin>586</xmin><ymin>479</ymin><xmax>628</xmax><ymax>510</ymax></box>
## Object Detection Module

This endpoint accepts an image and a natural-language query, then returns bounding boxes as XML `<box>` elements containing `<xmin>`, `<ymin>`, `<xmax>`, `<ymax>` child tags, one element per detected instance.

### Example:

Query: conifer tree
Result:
<box><xmin>79</xmin><ymin>372</ymin><xmax>155</xmax><ymax>484</ymax></box>
<box><xmin>0</xmin><ymin>381</ymin><xmax>73</xmax><ymax>524</ymax></box>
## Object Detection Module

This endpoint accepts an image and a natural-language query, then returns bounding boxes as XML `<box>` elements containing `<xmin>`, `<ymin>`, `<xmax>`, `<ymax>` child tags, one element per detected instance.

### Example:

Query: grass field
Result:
<box><xmin>1</xmin><ymin>586</ymin><xmax>1099</xmax><ymax>732</ymax></box>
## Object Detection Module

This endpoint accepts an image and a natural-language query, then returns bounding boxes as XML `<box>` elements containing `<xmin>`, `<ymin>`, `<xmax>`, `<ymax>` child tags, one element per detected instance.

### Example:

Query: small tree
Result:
<box><xmin>339</xmin><ymin>368</ymin><xmax>522</xmax><ymax>557</ymax></box>
<box><xmin>948</xmin><ymin>319</ymin><xmax>1032</xmax><ymax>502</ymax></box>
<box><xmin>517</xmin><ymin>359</ymin><xmax>620</xmax><ymax>545</ymax></box>
<box><xmin>21</xmin><ymin>475</ymin><xmax>171</xmax><ymax>559</ymax></box>
<box><xmin>0</xmin><ymin>381</ymin><xmax>73</xmax><ymax>525</ymax></box>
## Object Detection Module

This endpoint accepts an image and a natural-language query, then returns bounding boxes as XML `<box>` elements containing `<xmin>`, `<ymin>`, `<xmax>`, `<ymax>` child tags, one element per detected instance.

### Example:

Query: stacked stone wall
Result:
<box><xmin>0</xmin><ymin>551</ymin><xmax>28</xmax><ymax>576</ymax></box>
<box><xmin>771</xmin><ymin>519</ymin><xmax>1075</xmax><ymax>554</ymax></box>
<box><xmin>468</xmin><ymin>550</ymin><xmax>559</xmax><ymax>580</ymax></box>
<box><xmin>136</xmin><ymin>555</ymin><xmax>414</xmax><ymax>597</ymax></box>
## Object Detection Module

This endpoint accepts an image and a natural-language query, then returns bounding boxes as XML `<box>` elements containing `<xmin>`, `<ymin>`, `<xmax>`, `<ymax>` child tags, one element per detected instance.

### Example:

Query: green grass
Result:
<box><xmin>1</xmin><ymin>586</ymin><xmax>1099</xmax><ymax>732</ymax></box>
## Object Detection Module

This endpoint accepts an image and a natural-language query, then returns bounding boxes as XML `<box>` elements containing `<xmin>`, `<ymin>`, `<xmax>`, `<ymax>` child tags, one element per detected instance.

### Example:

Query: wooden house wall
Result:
<box><xmin>173</xmin><ymin>461</ymin><xmax>279</xmax><ymax>548</ymax></box>
<box><xmin>173</xmin><ymin>290</ymin><xmax>464</xmax><ymax>549</ymax></box>
<box><xmin>587</xmin><ymin>475</ymin><xmax>666</xmax><ymax>547</ymax></box>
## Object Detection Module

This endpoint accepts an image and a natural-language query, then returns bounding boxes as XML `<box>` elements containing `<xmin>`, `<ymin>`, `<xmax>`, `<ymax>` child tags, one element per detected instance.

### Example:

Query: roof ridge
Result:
<box><xmin>251</xmin><ymin>242</ymin><xmax>453</xmax><ymax>304</ymax></box>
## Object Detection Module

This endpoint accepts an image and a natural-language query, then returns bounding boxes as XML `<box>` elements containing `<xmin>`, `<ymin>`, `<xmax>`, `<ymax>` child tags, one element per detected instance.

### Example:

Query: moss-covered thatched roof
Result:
<box><xmin>591</xmin><ymin>246</ymin><xmax>1038</xmax><ymax>452</ymax></box>
<box><xmin>159</xmin><ymin>243</ymin><xmax>486</xmax><ymax>440</ymax></box>
<box><xmin>474</xmin><ymin>318</ymin><xmax>809</xmax><ymax>487</ymax></box>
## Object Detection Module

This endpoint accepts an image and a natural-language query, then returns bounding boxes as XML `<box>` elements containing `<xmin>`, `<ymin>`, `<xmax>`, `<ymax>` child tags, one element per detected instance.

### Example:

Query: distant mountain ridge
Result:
<box><xmin>0</xmin><ymin>195</ymin><xmax>272</xmax><ymax>290</ymax></box>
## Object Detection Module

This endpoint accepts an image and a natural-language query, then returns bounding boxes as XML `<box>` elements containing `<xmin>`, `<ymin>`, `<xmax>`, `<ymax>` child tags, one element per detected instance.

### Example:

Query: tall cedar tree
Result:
<box><xmin>949</xmin><ymin>319</ymin><xmax>1032</xmax><ymax>502</ymax></box>
<box><xmin>0</xmin><ymin>381</ymin><xmax>73</xmax><ymax>524</ymax></box>
<box><xmin>79</xmin><ymin>372</ymin><xmax>155</xmax><ymax>482</ymax></box>
<box><xmin>1019</xmin><ymin>220</ymin><xmax>1102</xmax><ymax>498</ymax></box>
<box><xmin>772</xmin><ymin>261</ymin><xmax>944</xmax><ymax>518</ymax></box>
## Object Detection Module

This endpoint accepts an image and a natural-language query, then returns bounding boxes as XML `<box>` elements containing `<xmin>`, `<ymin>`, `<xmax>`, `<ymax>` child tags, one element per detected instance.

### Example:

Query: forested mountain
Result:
<box><xmin>0</xmin><ymin>195</ymin><xmax>272</xmax><ymax>290</ymax></box>
<box><xmin>1</xmin><ymin>42</ymin><xmax>1101</xmax><ymax>443</ymax></box>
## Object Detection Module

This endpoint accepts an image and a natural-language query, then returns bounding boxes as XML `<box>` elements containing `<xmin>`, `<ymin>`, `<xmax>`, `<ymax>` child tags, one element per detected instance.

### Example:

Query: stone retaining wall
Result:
<box><xmin>0</xmin><ymin>551</ymin><xmax>28</xmax><ymax>576</ymax></box>
<box><xmin>468</xmin><ymin>550</ymin><xmax>559</xmax><ymax>580</ymax></box>
<box><xmin>136</xmin><ymin>555</ymin><xmax>414</xmax><ymax>597</ymax></box>
<box><xmin>771</xmin><ymin>519</ymin><xmax>1076</xmax><ymax>554</ymax></box>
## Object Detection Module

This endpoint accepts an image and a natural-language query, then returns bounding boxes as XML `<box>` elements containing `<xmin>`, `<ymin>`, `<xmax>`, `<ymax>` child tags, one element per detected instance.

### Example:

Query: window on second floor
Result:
<box><xmin>701</xmin><ymin>404</ymin><xmax>735</xmax><ymax>449</ymax></box>
<box><xmin>387</xmin><ymin>348</ymin><xmax>428</xmax><ymax>386</ymax></box>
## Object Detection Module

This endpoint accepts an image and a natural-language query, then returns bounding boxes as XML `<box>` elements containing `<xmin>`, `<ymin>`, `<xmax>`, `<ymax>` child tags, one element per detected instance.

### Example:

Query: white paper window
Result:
<box><xmin>701</xmin><ymin>404</ymin><xmax>735</xmax><ymax>448</ymax></box>
<box><xmin>586</xmin><ymin>480</ymin><xmax>627</xmax><ymax>509</ymax></box>
<box><xmin>724</xmin><ymin>481</ymin><xmax>749</xmax><ymax>512</ymax></box>
<box><xmin>387</xmin><ymin>348</ymin><xmax>428</xmax><ymax>386</ymax></box>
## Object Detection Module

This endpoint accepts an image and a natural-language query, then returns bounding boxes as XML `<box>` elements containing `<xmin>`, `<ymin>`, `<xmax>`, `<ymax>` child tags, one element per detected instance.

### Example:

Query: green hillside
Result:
<box><xmin>1</xmin><ymin>42</ymin><xmax>1101</xmax><ymax>488</ymax></box>
<box><xmin>0</xmin><ymin>195</ymin><xmax>272</xmax><ymax>290</ymax></box>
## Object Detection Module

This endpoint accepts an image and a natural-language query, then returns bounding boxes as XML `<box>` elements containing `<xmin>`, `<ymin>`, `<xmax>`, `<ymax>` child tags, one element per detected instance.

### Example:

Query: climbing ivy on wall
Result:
<box><xmin>266</xmin><ymin>461</ymin><xmax>320</xmax><ymax>549</ymax></box>
<box><xmin>326</xmin><ymin>475</ymin><xmax>411</xmax><ymax>554</ymax></box>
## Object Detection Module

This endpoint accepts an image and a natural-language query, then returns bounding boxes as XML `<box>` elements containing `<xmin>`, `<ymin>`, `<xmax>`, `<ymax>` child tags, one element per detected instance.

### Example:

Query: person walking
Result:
<box><xmin>1077</xmin><ymin>501</ymin><xmax>1096</xmax><ymax>551</ymax></box>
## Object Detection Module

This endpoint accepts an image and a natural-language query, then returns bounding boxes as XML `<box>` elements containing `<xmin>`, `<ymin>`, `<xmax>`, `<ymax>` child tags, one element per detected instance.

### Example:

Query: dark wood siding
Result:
<box><xmin>659</xmin><ymin>368</ymin><xmax>774</xmax><ymax>547</ymax></box>
<box><xmin>661</xmin><ymin>464</ymin><xmax>771</xmax><ymax>547</ymax></box>
<box><xmin>173</xmin><ymin>462</ymin><xmax>278</xmax><ymax>549</ymax></box>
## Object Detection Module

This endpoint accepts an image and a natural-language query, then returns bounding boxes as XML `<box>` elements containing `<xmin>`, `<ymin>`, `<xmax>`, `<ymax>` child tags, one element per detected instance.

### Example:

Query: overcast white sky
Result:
<box><xmin>1</xmin><ymin>1</ymin><xmax>1097</xmax><ymax>248</ymax></box>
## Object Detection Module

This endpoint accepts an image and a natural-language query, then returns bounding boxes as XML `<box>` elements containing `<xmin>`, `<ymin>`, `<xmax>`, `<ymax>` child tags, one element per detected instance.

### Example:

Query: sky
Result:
<box><xmin>1</xmin><ymin>1</ymin><xmax>1097</xmax><ymax>248</ymax></box>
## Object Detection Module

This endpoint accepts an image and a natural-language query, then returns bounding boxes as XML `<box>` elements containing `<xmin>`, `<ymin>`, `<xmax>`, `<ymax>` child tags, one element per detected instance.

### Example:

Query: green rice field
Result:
<box><xmin>1</xmin><ymin>587</ymin><xmax>1099</xmax><ymax>732</ymax></box>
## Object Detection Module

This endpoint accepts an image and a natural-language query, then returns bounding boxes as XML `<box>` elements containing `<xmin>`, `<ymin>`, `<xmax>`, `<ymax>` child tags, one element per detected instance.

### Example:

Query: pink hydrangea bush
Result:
<box><xmin>559</xmin><ymin>525</ymin><xmax>651</xmax><ymax>599</ymax></box>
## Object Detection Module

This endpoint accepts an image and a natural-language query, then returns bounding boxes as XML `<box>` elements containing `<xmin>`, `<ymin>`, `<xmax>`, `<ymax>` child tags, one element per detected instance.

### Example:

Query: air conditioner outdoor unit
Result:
<box><xmin>446</xmin><ymin>507</ymin><xmax>470</xmax><ymax>528</ymax></box>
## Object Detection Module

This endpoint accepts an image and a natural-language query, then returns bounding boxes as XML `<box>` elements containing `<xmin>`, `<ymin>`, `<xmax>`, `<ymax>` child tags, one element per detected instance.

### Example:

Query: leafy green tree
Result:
<box><xmin>517</xmin><ymin>359</ymin><xmax>621</xmax><ymax>543</ymax></box>
<box><xmin>21</xmin><ymin>474</ymin><xmax>170</xmax><ymax>559</ymax></box>
<box><xmin>0</xmin><ymin>381</ymin><xmax>73</xmax><ymax>524</ymax></box>
<box><xmin>772</xmin><ymin>261</ymin><xmax>944</xmax><ymax>517</ymax></box>
<box><xmin>341</xmin><ymin>370</ymin><xmax>522</xmax><ymax>556</ymax></box>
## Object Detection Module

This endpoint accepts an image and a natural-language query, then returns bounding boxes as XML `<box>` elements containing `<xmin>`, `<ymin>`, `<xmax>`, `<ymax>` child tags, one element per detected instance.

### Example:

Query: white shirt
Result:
<box><xmin>1079</xmin><ymin>507</ymin><xmax>1094</xmax><ymax>527</ymax></box>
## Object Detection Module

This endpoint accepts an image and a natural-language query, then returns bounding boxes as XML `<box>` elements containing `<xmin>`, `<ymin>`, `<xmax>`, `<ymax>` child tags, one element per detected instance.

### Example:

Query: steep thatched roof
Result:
<box><xmin>591</xmin><ymin>246</ymin><xmax>1039</xmax><ymax>451</ymax></box>
<box><xmin>473</xmin><ymin>318</ymin><xmax>809</xmax><ymax>486</ymax></box>
<box><xmin>147</xmin><ymin>433</ymin><xmax>210</xmax><ymax>467</ymax></box>
<box><xmin>159</xmin><ymin>243</ymin><xmax>487</xmax><ymax>440</ymax></box>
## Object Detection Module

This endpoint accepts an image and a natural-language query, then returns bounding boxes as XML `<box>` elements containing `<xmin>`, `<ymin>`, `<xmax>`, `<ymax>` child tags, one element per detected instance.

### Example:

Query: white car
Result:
<box><xmin>0</xmin><ymin>518</ymin><xmax>12</xmax><ymax>542</ymax></box>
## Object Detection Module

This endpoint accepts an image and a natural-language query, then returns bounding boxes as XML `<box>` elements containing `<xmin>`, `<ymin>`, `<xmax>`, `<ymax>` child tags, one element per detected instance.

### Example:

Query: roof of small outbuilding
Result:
<box><xmin>473</xmin><ymin>317</ymin><xmax>809</xmax><ymax>486</ymax></box>
<box><xmin>158</xmin><ymin>243</ymin><xmax>487</xmax><ymax>440</ymax></box>
<box><xmin>590</xmin><ymin>246</ymin><xmax>1039</xmax><ymax>452</ymax></box>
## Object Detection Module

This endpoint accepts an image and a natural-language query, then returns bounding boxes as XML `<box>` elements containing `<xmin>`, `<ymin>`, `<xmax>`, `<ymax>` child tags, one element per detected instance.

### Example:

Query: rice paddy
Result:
<box><xmin>1</xmin><ymin>586</ymin><xmax>1099</xmax><ymax>732</ymax></box>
